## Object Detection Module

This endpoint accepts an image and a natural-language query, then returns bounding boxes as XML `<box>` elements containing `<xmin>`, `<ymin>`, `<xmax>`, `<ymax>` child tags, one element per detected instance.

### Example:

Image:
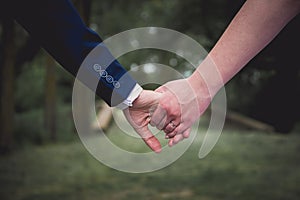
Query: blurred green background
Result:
<box><xmin>1</xmin><ymin>0</ymin><xmax>300</xmax><ymax>199</ymax></box>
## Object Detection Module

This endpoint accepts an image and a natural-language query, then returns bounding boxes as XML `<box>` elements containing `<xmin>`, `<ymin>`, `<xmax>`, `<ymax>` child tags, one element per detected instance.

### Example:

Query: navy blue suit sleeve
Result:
<box><xmin>11</xmin><ymin>0</ymin><xmax>137</xmax><ymax>106</ymax></box>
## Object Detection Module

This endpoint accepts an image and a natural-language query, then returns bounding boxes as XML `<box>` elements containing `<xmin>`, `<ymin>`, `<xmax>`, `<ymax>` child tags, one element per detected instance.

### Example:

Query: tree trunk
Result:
<box><xmin>0</xmin><ymin>19</ymin><xmax>15</xmax><ymax>153</ymax></box>
<box><xmin>44</xmin><ymin>55</ymin><xmax>57</xmax><ymax>141</ymax></box>
<box><xmin>73</xmin><ymin>0</ymin><xmax>93</xmax><ymax>135</ymax></box>
<box><xmin>225</xmin><ymin>110</ymin><xmax>275</xmax><ymax>132</ymax></box>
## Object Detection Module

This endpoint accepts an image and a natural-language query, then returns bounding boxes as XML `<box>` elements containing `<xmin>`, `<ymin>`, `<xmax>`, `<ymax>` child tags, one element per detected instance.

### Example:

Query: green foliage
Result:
<box><xmin>225</xmin><ymin>68</ymin><xmax>276</xmax><ymax>114</ymax></box>
<box><xmin>14</xmin><ymin>108</ymin><xmax>46</xmax><ymax>145</ymax></box>
<box><xmin>91</xmin><ymin>0</ymin><xmax>178</xmax><ymax>36</ymax></box>
<box><xmin>14</xmin><ymin>54</ymin><xmax>76</xmax><ymax>145</ymax></box>
<box><xmin>15</xmin><ymin>57</ymin><xmax>45</xmax><ymax>112</ymax></box>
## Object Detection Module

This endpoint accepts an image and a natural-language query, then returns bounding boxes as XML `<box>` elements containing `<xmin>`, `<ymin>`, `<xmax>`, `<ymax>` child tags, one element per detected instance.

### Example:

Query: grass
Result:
<box><xmin>1</xmin><ymin>123</ymin><xmax>300</xmax><ymax>200</ymax></box>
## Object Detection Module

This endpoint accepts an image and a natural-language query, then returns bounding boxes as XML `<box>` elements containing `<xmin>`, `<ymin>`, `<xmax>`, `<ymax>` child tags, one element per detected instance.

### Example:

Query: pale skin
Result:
<box><xmin>123</xmin><ymin>90</ymin><xmax>163</xmax><ymax>153</ymax></box>
<box><xmin>124</xmin><ymin>0</ymin><xmax>300</xmax><ymax>152</ymax></box>
<box><xmin>151</xmin><ymin>0</ymin><xmax>300</xmax><ymax>147</ymax></box>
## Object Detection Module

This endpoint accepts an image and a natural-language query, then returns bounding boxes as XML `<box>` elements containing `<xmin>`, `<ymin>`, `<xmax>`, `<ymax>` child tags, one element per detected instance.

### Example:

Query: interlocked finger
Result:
<box><xmin>164</xmin><ymin>121</ymin><xmax>178</xmax><ymax>135</ymax></box>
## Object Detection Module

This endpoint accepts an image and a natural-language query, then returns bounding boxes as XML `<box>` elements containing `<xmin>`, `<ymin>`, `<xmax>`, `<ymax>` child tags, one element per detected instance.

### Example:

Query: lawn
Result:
<box><xmin>1</xmin><ymin>123</ymin><xmax>300</xmax><ymax>200</ymax></box>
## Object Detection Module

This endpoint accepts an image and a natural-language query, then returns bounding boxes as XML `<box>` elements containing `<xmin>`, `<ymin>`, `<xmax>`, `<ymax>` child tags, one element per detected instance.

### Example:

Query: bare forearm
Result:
<box><xmin>154</xmin><ymin>0</ymin><xmax>300</xmax><ymax>146</ymax></box>
<box><xmin>191</xmin><ymin>0</ymin><xmax>300</xmax><ymax>95</ymax></box>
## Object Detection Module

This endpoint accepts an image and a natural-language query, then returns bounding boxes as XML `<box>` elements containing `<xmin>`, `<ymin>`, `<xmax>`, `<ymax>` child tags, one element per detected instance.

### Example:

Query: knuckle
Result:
<box><xmin>171</xmin><ymin>110</ymin><xmax>181</xmax><ymax>118</ymax></box>
<box><xmin>159</xmin><ymin>100</ymin><xmax>170</xmax><ymax>110</ymax></box>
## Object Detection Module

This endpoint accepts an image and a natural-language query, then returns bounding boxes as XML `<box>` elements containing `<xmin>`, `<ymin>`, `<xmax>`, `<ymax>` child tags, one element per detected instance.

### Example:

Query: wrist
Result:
<box><xmin>187</xmin><ymin>72</ymin><xmax>213</xmax><ymax>99</ymax></box>
<box><xmin>116</xmin><ymin>84</ymin><xmax>143</xmax><ymax>110</ymax></box>
<box><xmin>131</xmin><ymin>90</ymin><xmax>144</xmax><ymax>108</ymax></box>
<box><xmin>189</xmin><ymin>56</ymin><xmax>226</xmax><ymax>98</ymax></box>
<box><xmin>184</xmin><ymin>74</ymin><xmax>212</xmax><ymax>115</ymax></box>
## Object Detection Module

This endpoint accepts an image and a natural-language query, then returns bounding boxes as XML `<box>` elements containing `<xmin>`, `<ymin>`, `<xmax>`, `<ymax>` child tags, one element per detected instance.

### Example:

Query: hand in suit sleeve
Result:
<box><xmin>8</xmin><ymin>0</ymin><xmax>163</xmax><ymax>152</ymax></box>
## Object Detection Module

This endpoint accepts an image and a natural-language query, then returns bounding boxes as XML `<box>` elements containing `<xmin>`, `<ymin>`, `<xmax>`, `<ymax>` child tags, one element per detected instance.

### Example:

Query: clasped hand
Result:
<box><xmin>123</xmin><ymin>76</ymin><xmax>212</xmax><ymax>153</ymax></box>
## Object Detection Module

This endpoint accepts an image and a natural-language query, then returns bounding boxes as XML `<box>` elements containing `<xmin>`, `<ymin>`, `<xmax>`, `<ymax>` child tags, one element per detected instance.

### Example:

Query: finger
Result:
<box><xmin>164</xmin><ymin>122</ymin><xmax>176</xmax><ymax>135</ymax></box>
<box><xmin>168</xmin><ymin>138</ymin><xmax>173</xmax><ymax>147</ymax></box>
<box><xmin>166</xmin><ymin>124</ymin><xmax>183</xmax><ymax>139</ymax></box>
<box><xmin>123</xmin><ymin>109</ymin><xmax>162</xmax><ymax>153</ymax></box>
<box><xmin>138</xmin><ymin>117</ymin><xmax>162</xmax><ymax>153</ymax></box>
<box><xmin>168</xmin><ymin>134</ymin><xmax>184</xmax><ymax>147</ymax></box>
<box><xmin>182</xmin><ymin>128</ymin><xmax>191</xmax><ymax>138</ymax></box>
<box><xmin>149</xmin><ymin>105</ymin><xmax>167</xmax><ymax>129</ymax></box>
<box><xmin>143</xmin><ymin>135</ymin><xmax>162</xmax><ymax>153</ymax></box>
<box><xmin>164</xmin><ymin>119</ymin><xmax>181</xmax><ymax>136</ymax></box>
<box><xmin>169</xmin><ymin>129</ymin><xmax>190</xmax><ymax>147</ymax></box>
<box><xmin>138</xmin><ymin>127</ymin><xmax>162</xmax><ymax>153</ymax></box>
<box><xmin>168</xmin><ymin>127</ymin><xmax>191</xmax><ymax>147</ymax></box>
<box><xmin>166</xmin><ymin>123</ymin><xmax>186</xmax><ymax>138</ymax></box>
<box><xmin>173</xmin><ymin>134</ymin><xmax>184</xmax><ymax>145</ymax></box>
<box><xmin>166</xmin><ymin>131</ymin><xmax>177</xmax><ymax>139</ymax></box>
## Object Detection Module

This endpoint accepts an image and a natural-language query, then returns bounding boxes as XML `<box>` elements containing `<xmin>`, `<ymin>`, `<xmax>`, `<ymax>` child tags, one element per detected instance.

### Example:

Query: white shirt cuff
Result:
<box><xmin>115</xmin><ymin>84</ymin><xmax>143</xmax><ymax>110</ymax></box>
